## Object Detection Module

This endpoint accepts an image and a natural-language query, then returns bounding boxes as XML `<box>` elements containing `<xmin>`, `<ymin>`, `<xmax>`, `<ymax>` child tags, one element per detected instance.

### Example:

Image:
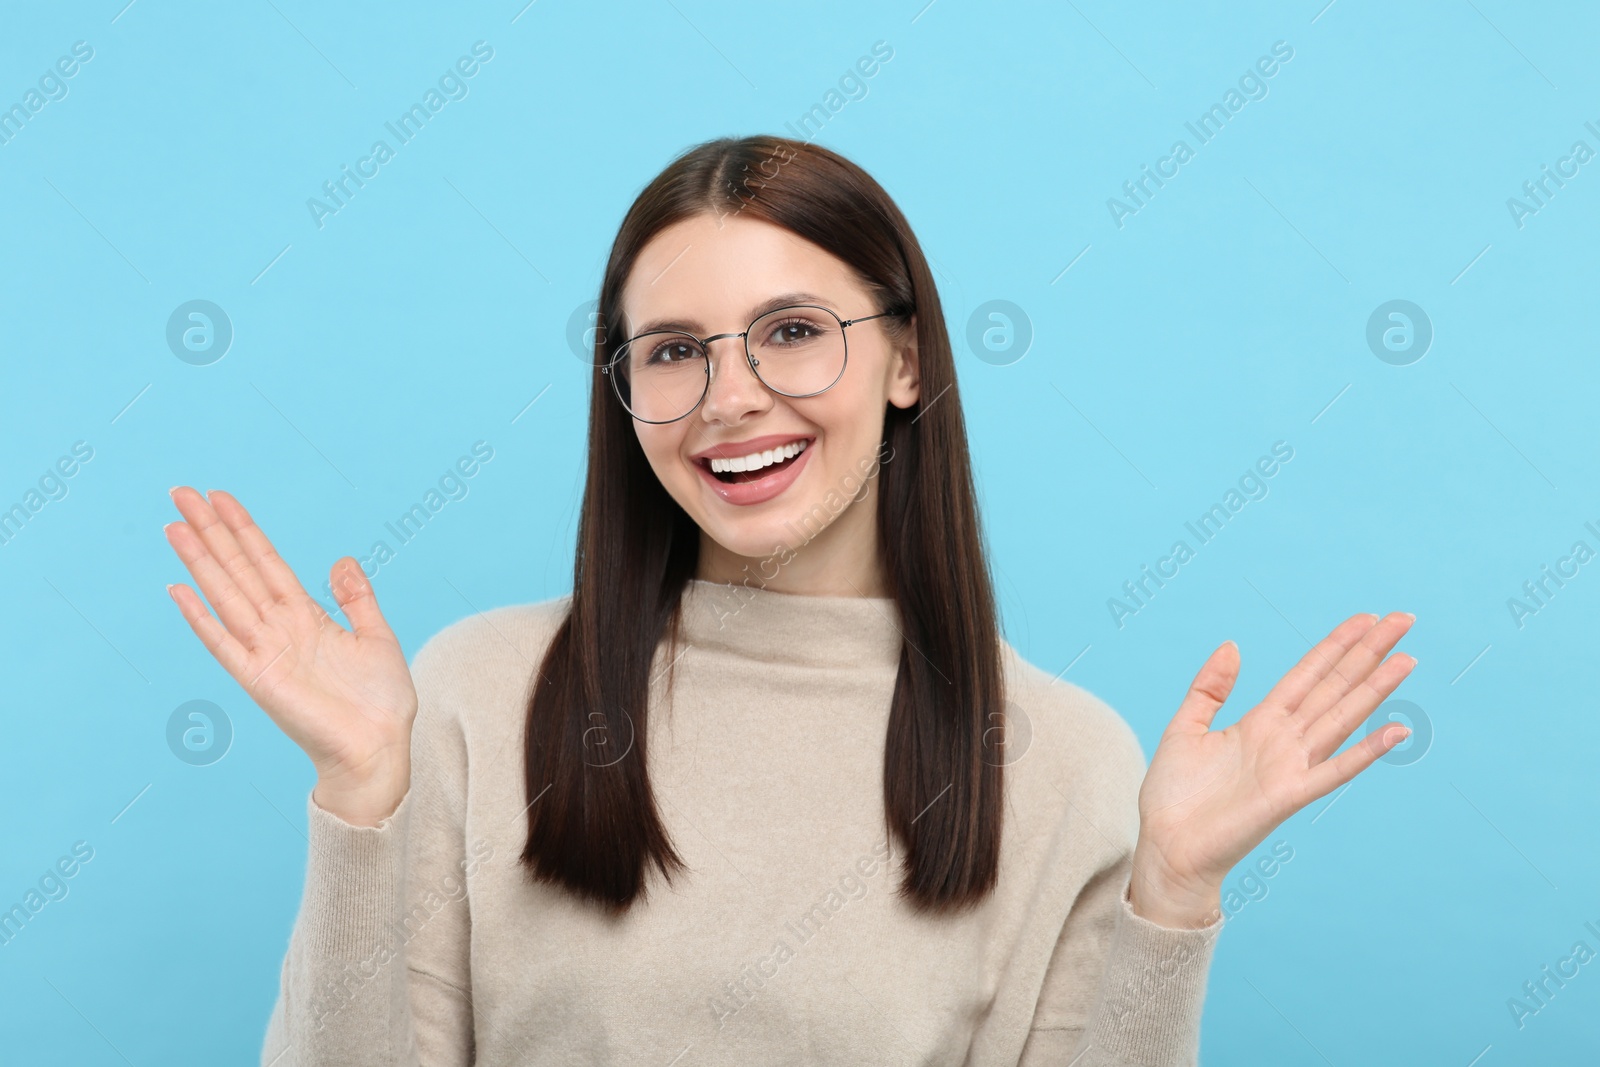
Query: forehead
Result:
<box><xmin>619</xmin><ymin>214</ymin><xmax>867</xmax><ymax>333</ymax></box>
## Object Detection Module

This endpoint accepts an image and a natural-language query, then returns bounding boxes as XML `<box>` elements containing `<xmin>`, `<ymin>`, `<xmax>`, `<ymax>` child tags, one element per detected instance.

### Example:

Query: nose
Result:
<box><xmin>697</xmin><ymin>335</ymin><xmax>772</xmax><ymax>425</ymax></box>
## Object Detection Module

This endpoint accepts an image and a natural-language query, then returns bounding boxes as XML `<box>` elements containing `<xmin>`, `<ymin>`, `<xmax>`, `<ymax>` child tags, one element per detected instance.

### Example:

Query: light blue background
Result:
<box><xmin>2</xmin><ymin>0</ymin><xmax>1595</xmax><ymax>1062</ymax></box>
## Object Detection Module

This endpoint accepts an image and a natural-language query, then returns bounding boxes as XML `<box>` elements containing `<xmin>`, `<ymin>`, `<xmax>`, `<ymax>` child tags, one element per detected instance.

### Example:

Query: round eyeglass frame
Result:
<box><xmin>600</xmin><ymin>303</ymin><xmax>911</xmax><ymax>424</ymax></box>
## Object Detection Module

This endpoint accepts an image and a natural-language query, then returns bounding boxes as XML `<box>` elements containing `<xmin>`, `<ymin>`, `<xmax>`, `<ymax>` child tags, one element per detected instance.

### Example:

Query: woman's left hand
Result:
<box><xmin>1127</xmin><ymin>611</ymin><xmax>1418</xmax><ymax>928</ymax></box>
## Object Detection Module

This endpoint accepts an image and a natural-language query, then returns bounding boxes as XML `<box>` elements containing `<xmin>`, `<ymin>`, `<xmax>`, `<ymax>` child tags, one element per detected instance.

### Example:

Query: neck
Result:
<box><xmin>678</xmin><ymin>576</ymin><xmax>902</xmax><ymax>670</ymax></box>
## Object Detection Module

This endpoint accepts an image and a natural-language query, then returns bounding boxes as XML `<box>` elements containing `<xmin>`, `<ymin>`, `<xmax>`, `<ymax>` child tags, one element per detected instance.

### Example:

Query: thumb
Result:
<box><xmin>1167</xmin><ymin>639</ymin><xmax>1240</xmax><ymax>737</ymax></box>
<box><xmin>329</xmin><ymin>557</ymin><xmax>391</xmax><ymax>639</ymax></box>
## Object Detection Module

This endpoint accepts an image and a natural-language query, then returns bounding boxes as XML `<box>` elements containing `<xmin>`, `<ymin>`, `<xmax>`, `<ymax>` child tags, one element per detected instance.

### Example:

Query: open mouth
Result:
<box><xmin>699</xmin><ymin>438</ymin><xmax>811</xmax><ymax>484</ymax></box>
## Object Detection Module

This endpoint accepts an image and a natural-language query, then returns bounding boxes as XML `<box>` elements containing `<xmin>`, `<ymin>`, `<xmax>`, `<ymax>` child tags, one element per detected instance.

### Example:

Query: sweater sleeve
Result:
<box><xmin>1017</xmin><ymin>684</ymin><xmax>1225</xmax><ymax>1067</ymax></box>
<box><xmin>259</xmin><ymin>628</ymin><xmax>478</xmax><ymax>1066</ymax></box>
<box><xmin>1017</xmin><ymin>848</ymin><xmax>1224</xmax><ymax>1066</ymax></box>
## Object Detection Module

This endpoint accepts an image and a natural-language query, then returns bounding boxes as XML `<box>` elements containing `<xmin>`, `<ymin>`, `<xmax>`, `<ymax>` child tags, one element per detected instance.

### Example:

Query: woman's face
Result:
<box><xmin>618</xmin><ymin>213</ymin><xmax>919</xmax><ymax>583</ymax></box>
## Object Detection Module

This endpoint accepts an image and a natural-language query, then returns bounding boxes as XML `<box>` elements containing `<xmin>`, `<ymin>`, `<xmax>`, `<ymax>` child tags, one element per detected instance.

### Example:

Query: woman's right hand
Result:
<box><xmin>163</xmin><ymin>487</ymin><xmax>417</xmax><ymax>827</ymax></box>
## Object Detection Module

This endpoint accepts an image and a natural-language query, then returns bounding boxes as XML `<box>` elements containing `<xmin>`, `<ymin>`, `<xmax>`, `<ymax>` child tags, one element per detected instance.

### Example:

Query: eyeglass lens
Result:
<box><xmin>612</xmin><ymin>305</ymin><xmax>847</xmax><ymax>423</ymax></box>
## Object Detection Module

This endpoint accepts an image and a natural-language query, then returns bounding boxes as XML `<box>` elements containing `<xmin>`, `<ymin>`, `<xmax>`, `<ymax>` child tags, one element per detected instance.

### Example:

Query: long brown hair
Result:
<box><xmin>520</xmin><ymin>134</ymin><xmax>1006</xmax><ymax>916</ymax></box>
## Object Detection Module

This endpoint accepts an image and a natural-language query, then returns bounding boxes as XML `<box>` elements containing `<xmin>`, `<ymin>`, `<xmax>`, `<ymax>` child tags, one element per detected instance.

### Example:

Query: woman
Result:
<box><xmin>164</xmin><ymin>135</ymin><xmax>1415</xmax><ymax>1066</ymax></box>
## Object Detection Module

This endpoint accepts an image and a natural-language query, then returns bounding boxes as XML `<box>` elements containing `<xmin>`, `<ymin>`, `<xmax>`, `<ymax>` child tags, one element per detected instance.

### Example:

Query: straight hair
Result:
<box><xmin>520</xmin><ymin>134</ymin><xmax>1007</xmax><ymax>916</ymax></box>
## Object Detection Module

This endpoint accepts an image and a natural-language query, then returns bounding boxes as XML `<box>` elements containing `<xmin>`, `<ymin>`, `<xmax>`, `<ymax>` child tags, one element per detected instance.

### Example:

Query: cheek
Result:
<box><xmin>808</xmin><ymin>387</ymin><xmax>882</xmax><ymax>453</ymax></box>
<box><xmin>634</xmin><ymin>429</ymin><xmax>688</xmax><ymax>481</ymax></box>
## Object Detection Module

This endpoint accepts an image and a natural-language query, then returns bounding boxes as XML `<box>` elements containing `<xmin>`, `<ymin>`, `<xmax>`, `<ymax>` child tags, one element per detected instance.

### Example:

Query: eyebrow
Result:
<box><xmin>627</xmin><ymin>291</ymin><xmax>838</xmax><ymax>338</ymax></box>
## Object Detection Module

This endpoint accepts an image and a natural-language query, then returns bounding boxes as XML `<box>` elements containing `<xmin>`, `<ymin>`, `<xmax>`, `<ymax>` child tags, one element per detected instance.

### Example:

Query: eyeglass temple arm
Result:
<box><xmin>840</xmin><ymin>308</ymin><xmax>912</xmax><ymax>327</ymax></box>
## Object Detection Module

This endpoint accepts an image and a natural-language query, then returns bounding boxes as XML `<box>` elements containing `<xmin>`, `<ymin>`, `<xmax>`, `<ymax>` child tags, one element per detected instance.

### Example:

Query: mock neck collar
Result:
<box><xmin>677</xmin><ymin>577</ymin><xmax>903</xmax><ymax>670</ymax></box>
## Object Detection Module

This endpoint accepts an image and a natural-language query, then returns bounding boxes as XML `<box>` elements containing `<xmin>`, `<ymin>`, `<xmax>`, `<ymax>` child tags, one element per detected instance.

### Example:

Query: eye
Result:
<box><xmin>761</xmin><ymin>317</ymin><xmax>828</xmax><ymax>346</ymax></box>
<box><xmin>644</xmin><ymin>337</ymin><xmax>704</xmax><ymax>365</ymax></box>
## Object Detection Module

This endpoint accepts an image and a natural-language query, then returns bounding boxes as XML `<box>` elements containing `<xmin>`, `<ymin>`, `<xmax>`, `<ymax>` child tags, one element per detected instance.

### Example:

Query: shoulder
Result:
<box><xmin>408</xmin><ymin>592</ymin><xmax>573</xmax><ymax>695</ymax></box>
<box><xmin>999</xmin><ymin>639</ymin><xmax>1149</xmax><ymax>833</ymax></box>
<box><xmin>413</xmin><ymin>592</ymin><xmax>572</xmax><ymax>660</ymax></box>
<box><xmin>403</xmin><ymin>593</ymin><xmax>573</xmax><ymax>771</ymax></box>
<box><xmin>1000</xmin><ymin>640</ymin><xmax>1147</xmax><ymax>775</ymax></box>
<box><xmin>396</xmin><ymin>594</ymin><xmax>569</xmax><ymax>806</ymax></box>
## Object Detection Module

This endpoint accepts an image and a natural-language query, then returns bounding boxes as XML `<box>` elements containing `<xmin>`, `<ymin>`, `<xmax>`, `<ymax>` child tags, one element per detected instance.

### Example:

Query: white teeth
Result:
<box><xmin>708</xmin><ymin>439</ymin><xmax>808</xmax><ymax>474</ymax></box>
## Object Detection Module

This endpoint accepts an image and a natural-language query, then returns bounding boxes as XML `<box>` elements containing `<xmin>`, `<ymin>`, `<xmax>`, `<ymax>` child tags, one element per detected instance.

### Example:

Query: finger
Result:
<box><xmin>166</xmin><ymin>581</ymin><xmax>253</xmax><ymax>681</ymax></box>
<box><xmin>1303</xmin><ymin>651</ymin><xmax>1417</xmax><ymax>762</ymax></box>
<box><xmin>206</xmin><ymin>489</ymin><xmax>308</xmax><ymax>604</ymax></box>
<box><xmin>1166</xmin><ymin>640</ymin><xmax>1240</xmax><ymax>736</ymax></box>
<box><xmin>164</xmin><ymin>518</ymin><xmax>262</xmax><ymax>647</ymax></box>
<box><xmin>1293</xmin><ymin>612</ymin><xmax>1415</xmax><ymax>725</ymax></box>
<box><xmin>329</xmin><ymin>557</ymin><xmax>393</xmax><ymax>640</ymax></box>
<box><xmin>1305</xmin><ymin>717</ymin><xmax>1412</xmax><ymax>800</ymax></box>
<box><xmin>169</xmin><ymin>487</ymin><xmax>273</xmax><ymax>615</ymax></box>
<box><xmin>1259</xmin><ymin>612</ymin><xmax>1375</xmax><ymax>714</ymax></box>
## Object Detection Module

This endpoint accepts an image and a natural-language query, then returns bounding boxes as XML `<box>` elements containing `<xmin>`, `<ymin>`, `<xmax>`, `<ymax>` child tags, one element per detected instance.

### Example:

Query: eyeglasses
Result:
<box><xmin>602</xmin><ymin>303</ymin><xmax>910</xmax><ymax>424</ymax></box>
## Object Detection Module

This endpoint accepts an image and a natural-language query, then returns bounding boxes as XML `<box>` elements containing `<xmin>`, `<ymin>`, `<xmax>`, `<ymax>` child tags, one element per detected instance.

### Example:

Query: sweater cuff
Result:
<box><xmin>298</xmin><ymin>787</ymin><xmax>414</xmax><ymax>968</ymax></box>
<box><xmin>1087</xmin><ymin>879</ymin><xmax>1223</xmax><ymax>1065</ymax></box>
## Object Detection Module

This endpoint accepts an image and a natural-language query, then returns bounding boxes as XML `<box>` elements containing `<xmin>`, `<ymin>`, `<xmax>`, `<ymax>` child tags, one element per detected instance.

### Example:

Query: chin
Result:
<box><xmin>700</xmin><ymin>512</ymin><xmax>810</xmax><ymax>562</ymax></box>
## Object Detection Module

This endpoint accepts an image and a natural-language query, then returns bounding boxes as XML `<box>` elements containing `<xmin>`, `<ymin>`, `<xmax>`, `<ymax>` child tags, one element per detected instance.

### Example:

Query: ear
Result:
<box><xmin>885</xmin><ymin>314</ymin><xmax>920</xmax><ymax>410</ymax></box>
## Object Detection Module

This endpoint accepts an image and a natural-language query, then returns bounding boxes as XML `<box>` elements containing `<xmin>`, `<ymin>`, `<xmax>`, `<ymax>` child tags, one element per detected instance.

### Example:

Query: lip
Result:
<box><xmin>690</xmin><ymin>434</ymin><xmax>815</xmax><ymax>507</ymax></box>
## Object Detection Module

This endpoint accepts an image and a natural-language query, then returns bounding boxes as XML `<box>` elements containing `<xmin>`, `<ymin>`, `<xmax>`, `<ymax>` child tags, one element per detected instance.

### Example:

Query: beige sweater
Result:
<box><xmin>261</xmin><ymin>578</ymin><xmax>1222</xmax><ymax>1066</ymax></box>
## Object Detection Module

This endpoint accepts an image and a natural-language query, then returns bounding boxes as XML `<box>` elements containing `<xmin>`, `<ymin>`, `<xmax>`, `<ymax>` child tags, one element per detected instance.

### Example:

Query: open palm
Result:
<box><xmin>164</xmin><ymin>487</ymin><xmax>416</xmax><ymax>815</ymax></box>
<box><xmin>1134</xmin><ymin>611</ymin><xmax>1417</xmax><ymax>899</ymax></box>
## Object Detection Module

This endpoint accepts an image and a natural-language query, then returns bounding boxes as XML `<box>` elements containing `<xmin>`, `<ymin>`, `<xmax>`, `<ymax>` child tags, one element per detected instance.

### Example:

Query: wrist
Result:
<box><xmin>313</xmin><ymin>759</ymin><xmax>410</xmax><ymax>828</ymax></box>
<box><xmin>1128</xmin><ymin>840</ymin><xmax>1224</xmax><ymax>930</ymax></box>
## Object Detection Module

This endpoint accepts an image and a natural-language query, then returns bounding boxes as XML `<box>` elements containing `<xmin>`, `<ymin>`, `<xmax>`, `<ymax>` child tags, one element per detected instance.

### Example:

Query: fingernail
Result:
<box><xmin>1385</xmin><ymin>726</ymin><xmax>1411</xmax><ymax>746</ymax></box>
<box><xmin>1401</xmin><ymin>612</ymin><xmax>1416</xmax><ymax>622</ymax></box>
<box><xmin>168</xmin><ymin>486</ymin><xmax>181</xmax><ymax>497</ymax></box>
